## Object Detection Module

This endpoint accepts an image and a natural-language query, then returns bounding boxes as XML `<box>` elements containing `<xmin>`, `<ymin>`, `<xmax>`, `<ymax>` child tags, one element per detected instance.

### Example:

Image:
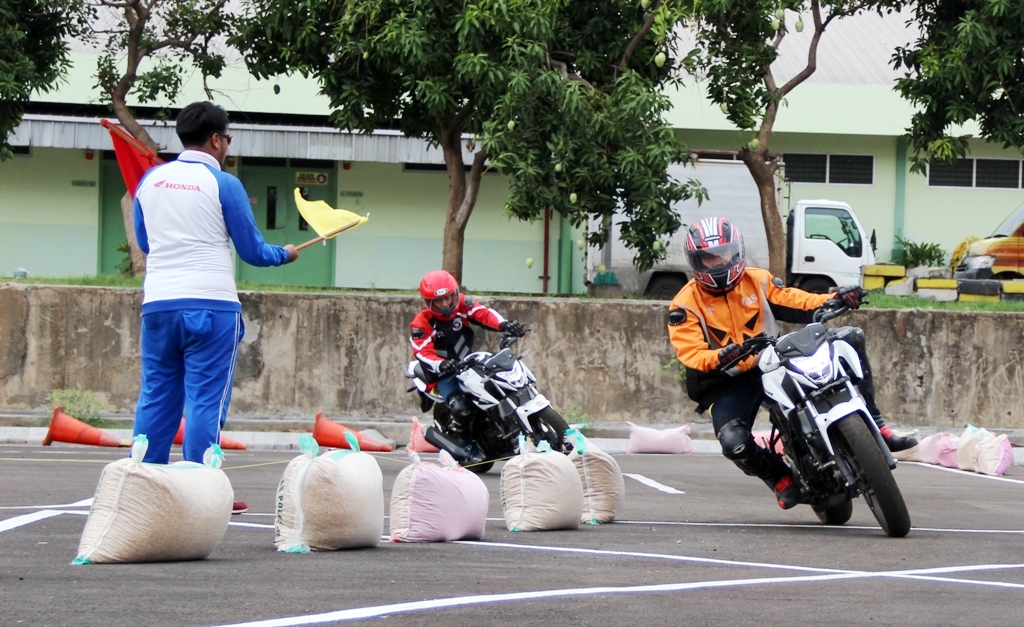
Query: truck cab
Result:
<box><xmin>785</xmin><ymin>199</ymin><xmax>876</xmax><ymax>293</ymax></box>
<box><xmin>954</xmin><ymin>201</ymin><xmax>1024</xmax><ymax>280</ymax></box>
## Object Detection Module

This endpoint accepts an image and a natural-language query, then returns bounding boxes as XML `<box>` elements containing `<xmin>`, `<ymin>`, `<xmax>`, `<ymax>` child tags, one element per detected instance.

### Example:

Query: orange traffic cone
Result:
<box><xmin>41</xmin><ymin>406</ymin><xmax>130</xmax><ymax>448</ymax></box>
<box><xmin>312</xmin><ymin>411</ymin><xmax>393</xmax><ymax>452</ymax></box>
<box><xmin>172</xmin><ymin>418</ymin><xmax>247</xmax><ymax>450</ymax></box>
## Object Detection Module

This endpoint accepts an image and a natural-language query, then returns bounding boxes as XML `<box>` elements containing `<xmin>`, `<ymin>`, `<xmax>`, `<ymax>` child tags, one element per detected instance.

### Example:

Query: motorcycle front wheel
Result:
<box><xmin>833</xmin><ymin>416</ymin><xmax>912</xmax><ymax>538</ymax></box>
<box><xmin>529</xmin><ymin>406</ymin><xmax>570</xmax><ymax>451</ymax></box>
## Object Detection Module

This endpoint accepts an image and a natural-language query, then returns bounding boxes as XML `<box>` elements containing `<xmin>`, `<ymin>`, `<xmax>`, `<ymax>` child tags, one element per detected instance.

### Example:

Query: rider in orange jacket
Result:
<box><xmin>667</xmin><ymin>217</ymin><xmax>916</xmax><ymax>509</ymax></box>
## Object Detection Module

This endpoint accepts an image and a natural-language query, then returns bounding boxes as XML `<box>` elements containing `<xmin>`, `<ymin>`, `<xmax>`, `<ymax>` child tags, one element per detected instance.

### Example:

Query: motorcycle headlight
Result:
<box><xmin>789</xmin><ymin>343</ymin><xmax>832</xmax><ymax>383</ymax></box>
<box><xmin>966</xmin><ymin>255</ymin><xmax>996</xmax><ymax>270</ymax></box>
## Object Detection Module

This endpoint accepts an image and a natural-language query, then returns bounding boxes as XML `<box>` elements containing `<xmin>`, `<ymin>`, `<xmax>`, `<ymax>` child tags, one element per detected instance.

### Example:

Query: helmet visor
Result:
<box><xmin>691</xmin><ymin>242</ymin><xmax>743</xmax><ymax>274</ymax></box>
<box><xmin>426</xmin><ymin>291</ymin><xmax>458</xmax><ymax>317</ymax></box>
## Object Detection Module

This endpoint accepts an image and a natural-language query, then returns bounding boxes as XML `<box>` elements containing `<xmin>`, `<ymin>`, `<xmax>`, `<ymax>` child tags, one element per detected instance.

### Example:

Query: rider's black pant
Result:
<box><xmin>828</xmin><ymin>326</ymin><xmax>887</xmax><ymax>428</ymax></box>
<box><xmin>709</xmin><ymin>370</ymin><xmax>789</xmax><ymax>486</ymax></box>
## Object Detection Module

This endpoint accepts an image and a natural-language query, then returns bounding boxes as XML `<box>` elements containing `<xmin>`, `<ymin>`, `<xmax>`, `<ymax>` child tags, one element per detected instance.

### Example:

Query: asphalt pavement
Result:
<box><xmin>2</xmin><ymin>444</ymin><xmax>1023</xmax><ymax>626</ymax></box>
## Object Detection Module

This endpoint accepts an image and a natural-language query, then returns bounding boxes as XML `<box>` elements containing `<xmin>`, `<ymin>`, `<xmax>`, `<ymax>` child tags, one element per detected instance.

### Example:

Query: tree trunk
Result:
<box><xmin>439</xmin><ymin>121</ymin><xmax>487</xmax><ymax>284</ymax></box>
<box><xmin>119</xmin><ymin>191</ymin><xmax>146</xmax><ymax>276</ymax></box>
<box><xmin>740</xmin><ymin>148</ymin><xmax>786</xmax><ymax>280</ymax></box>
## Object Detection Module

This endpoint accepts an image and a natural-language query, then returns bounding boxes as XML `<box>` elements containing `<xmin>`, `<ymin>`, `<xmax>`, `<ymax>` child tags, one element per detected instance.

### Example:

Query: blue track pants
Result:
<box><xmin>133</xmin><ymin>309</ymin><xmax>244</xmax><ymax>463</ymax></box>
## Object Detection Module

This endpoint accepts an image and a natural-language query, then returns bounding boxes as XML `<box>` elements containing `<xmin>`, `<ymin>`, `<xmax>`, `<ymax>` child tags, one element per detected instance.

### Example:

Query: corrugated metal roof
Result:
<box><xmin>11</xmin><ymin>114</ymin><xmax>471</xmax><ymax>164</ymax></box>
<box><xmin>678</xmin><ymin>6</ymin><xmax>919</xmax><ymax>86</ymax></box>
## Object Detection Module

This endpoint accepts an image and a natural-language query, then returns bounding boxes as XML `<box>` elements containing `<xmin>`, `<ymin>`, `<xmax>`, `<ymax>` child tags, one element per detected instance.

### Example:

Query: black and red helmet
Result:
<box><xmin>684</xmin><ymin>217</ymin><xmax>745</xmax><ymax>294</ymax></box>
<box><xmin>418</xmin><ymin>270</ymin><xmax>460</xmax><ymax>319</ymax></box>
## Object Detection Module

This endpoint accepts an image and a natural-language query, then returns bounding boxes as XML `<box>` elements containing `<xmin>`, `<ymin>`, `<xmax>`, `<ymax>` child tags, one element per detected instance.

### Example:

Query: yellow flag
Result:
<box><xmin>293</xmin><ymin>188</ymin><xmax>368</xmax><ymax>238</ymax></box>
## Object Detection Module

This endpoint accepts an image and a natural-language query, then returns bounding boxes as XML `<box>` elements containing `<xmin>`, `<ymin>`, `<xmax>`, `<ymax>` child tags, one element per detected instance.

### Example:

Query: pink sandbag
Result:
<box><xmin>624</xmin><ymin>422</ymin><xmax>694</xmax><ymax>454</ymax></box>
<box><xmin>974</xmin><ymin>433</ymin><xmax>1014</xmax><ymax>476</ymax></box>
<box><xmin>752</xmin><ymin>430</ymin><xmax>785</xmax><ymax>455</ymax></box>
<box><xmin>917</xmin><ymin>433</ymin><xmax>957</xmax><ymax>466</ymax></box>
<box><xmin>932</xmin><ymin>433</ymin><xmax>960</xmax><ymax>469</ymax></box>
<box><xmin>407</xmin><ymin>417</ymin><xmax>440</xmax><ymax>453</ymax></box>
<box><xmin>389</xmin><ymin>456</ymin><xmax>488</xmax><ymax>543</ymax></box>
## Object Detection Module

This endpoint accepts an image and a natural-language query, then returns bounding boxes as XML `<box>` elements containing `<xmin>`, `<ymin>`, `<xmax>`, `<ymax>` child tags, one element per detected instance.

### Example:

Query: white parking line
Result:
<box><xmin>907</xmin><ymin>462</ymin><xmax>1024</xmax><ymax>485</ymax></box>
<box><xmin>622</xmin><ymin>473</ymin><xmax>685</xmax><ymax>494</ymax></box>
<box><xmin>613</xmin><ymin>519</ymin><xmax>1024</xmax><ymax>535</ymax></box>
<box><xmin>0</xmin><ymin>509</ymin><xmax>65</xmax><ymax>533</ymax></box>
<box><xmin>0</xmin><ymin>498</ymin><xmax>93</xmax><ymax>510</ymax></box>
<box><xmin>207</xmin><ymin>561</ymin><xmax>1024</xmax><ymax>627</ymax></box>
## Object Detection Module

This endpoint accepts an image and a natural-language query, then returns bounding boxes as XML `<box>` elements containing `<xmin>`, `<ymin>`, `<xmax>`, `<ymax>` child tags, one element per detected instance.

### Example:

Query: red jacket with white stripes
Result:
<box><xmin>409</xmin><ymin>294</ymin><xmax>506</xmax><ymax>374</ymax></box>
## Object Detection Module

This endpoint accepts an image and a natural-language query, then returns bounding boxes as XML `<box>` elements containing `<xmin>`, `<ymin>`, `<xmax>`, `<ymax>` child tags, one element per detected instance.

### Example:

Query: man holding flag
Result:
<box><xmin>130</xmin><ymin>101</ymin><xmax>297</xmax><ymax>514</ymax></box>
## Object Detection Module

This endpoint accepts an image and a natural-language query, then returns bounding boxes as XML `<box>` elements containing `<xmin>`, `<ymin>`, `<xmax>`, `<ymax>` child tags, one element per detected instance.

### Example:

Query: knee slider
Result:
<box><xmin>716</xmin><ymin>418</ymin><xmax>754</xmax><ymax>460</ymax></box>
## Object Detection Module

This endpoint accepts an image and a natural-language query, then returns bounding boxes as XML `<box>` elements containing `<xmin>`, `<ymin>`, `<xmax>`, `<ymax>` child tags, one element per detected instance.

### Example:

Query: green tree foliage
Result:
<box><xmin>685</xmin><ymin>0</ymin><xmax>904</xmax><ymax>277</ymax></box>
<box><xmin>87</xmin><ymin>0</ymin><xmax>234</xmax><ymax>275</ymax></box>
<box><xmin>232</xmin><ymin>0</ymin><xmax>705</xmax><ymax>279</ymax></box>
<box><xmin>893</xmin><ymin>0</ymin><xmax>1024</xmax><ymax>171</ymax></box>
<box><xmin>0</xmin><ymin>0</ymin><xmax>89</xmax><ymax>160</ymax></box>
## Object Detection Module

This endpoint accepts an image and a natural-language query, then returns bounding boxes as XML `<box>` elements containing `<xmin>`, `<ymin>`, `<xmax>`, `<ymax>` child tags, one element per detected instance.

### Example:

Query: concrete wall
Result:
<box><xmin>1</xmin><ymin>283</ymin><xmax>1022</xmax><ymax>430</ymax></box>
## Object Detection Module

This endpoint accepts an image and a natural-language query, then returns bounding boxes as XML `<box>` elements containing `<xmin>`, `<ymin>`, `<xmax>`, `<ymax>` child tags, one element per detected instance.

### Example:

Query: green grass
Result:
<box><xmin>865</xmin><ymin>291</ymin><xmax>1024</xmax><ymax>313</ymax></box>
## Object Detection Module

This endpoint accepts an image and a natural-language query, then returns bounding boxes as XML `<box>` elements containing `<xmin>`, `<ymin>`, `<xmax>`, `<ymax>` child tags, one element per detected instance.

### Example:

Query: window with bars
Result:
<box><xmin>783</xmin><ymin>153</ymin><xmax>874</xmax><ymax>185</ymax></box>
<box><xmin>930</xmin><ymin>158</ymin><xmax>1022</xmax><ymax>189</ymax></box>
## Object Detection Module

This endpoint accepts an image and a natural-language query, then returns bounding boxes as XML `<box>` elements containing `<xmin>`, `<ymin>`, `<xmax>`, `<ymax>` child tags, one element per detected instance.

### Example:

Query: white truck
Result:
<box><xmin>586</xmin><ymin>158</ymin><xmax>876</xmax><ymax>299</ymax></box>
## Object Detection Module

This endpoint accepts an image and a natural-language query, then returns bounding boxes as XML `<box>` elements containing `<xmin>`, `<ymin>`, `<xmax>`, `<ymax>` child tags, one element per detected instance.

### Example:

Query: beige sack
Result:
<box><xmin>568</xmin><ymin>435</ymin><xmax>625</xmax><ymax>524</ymax></box>
<box><xmin>500</xmin><ymin>445</ymin><xmax>583</xmax><ymax>532</ymax></box>
<box><xmin>74</xmin><ymin>440</ymin><xmax>233</xmax><ymax>564</ymax></box>
<box><xmin>275</xmin><ymin>444</ymin><xmax>384</xmax><ymax>552</ymax></box>
<box><xmin>956</xmin><ymin>424</ymin><xmax>989</xmax><ymax>473</ymax></box>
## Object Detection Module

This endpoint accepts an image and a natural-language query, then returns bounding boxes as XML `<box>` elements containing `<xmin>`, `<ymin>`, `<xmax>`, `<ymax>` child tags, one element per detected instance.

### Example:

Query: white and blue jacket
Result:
<box><xmin>133</xmin><ymin>150</ymin><xmax>290</xmax><ymax>314</ymax></box>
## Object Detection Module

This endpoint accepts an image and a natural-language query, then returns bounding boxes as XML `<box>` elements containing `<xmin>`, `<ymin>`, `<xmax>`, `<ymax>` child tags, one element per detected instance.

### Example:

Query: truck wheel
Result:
<box><xmin>799</xmin><ymin>277</ymin><xmax>834</xmax><ymax>294</ymax></box>
<box><xmin>645</xmin><ymin>275</ymin><xmax>686</xmax><ymax>300</ymax></box>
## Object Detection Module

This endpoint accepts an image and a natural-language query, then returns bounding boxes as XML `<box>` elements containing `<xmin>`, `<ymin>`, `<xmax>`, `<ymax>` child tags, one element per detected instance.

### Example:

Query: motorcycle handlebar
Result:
<box><xmin>499</xmin><ymin>327</ymin><xmax>530</xmax><ymax>349</ymax></box>
<box><xmin>715</xmin><ymin>335</ymin><xmax>775</xmax><ymax>372</ymax></box>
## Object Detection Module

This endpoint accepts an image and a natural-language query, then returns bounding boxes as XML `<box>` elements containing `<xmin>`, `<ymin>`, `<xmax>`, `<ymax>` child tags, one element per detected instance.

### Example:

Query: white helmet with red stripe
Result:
<box><xmin>684</xmin><ymin>217</ymin><xmax>745</xmax><ymax>294</ymax></box>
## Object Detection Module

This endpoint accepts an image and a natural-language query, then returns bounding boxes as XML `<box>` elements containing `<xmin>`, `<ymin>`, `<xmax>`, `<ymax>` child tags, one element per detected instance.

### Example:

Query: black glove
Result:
<box><xmin>833</xmin><ymin>285</ymin><xmax>865</xmax><ymax>310</ymax></box>
<box><xmin>437</xmin><ymin>359</ymin><xmax>461</xmax><ymax>377</ymax></box>
<box><xmin>718</xmin><ymin>343</ymin><xmax>742</xmax><ymax>368</ymax></box>
<box><xmin>500</xmin><ymin>320</ymin><xmax>526</xmax><ymax>337</ymax></box>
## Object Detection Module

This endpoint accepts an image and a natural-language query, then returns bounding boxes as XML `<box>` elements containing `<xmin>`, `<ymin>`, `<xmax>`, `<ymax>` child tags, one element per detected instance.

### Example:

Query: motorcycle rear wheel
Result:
<box><xmin>812</xmin><ymin>500</ymin><xmax>853</xmax><ymax>525</ymax></box>
<box><xmin>833</xmin><ymin>417</ymin><xmax>912</xmax><ymax>537</ymax></box>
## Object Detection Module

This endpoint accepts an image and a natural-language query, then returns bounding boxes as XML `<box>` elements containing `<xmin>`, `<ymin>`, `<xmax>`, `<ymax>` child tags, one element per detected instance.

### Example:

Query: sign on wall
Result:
<box><xmin>296</xmin><ymin>172</ymin><xmax>329</xmax><ymax>185</ymax></box>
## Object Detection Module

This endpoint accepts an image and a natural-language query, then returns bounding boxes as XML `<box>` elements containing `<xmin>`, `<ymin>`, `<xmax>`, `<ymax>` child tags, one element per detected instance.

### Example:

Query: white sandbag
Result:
<box><xmin>501</xmin><ymin>440</ymin><xmax>583</xmax><ymax>532</ymax></box>
<box><xmin>891</xmin><ymin>441</ymin><xmax>923</xmax><ymax>462</ymax></box>
<box><xmin>389</xmin><ymin>451</ymin><xmax>488</xmax><ymax>542</ymax></box>
<box><xmin>566</xmin><ymin>430</ymin><xmax>625</xmax><ymax>525</ymax></box>
<box><xmin>974</xmin><ymin>433</ymin><xmax>1014</xmax><ymax>476</ymax></box>
<box><xmin>624</xmin><ymin>421</ymin><xmax>694</xmax><ymax>454</ymax></box>
<box><xmin>276</xmin><ymin>434</ymin><xmax>384</xmax><ymax>552</ymax></box>
<box><xmin>956</xmin><ymin>424</ymin><xmax>989</xmax><ymax>472</ymax></box>
<box><xmin>74</xmin><ymin>437</ymin><xmax>232</xmax><ymax>564</ymax></box>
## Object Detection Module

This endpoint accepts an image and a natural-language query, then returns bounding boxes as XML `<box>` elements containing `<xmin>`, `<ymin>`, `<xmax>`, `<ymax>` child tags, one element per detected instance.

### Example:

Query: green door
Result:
<box><xmin>237</xmin><ymin>162</ymin><xmax>336</xmax><ymax>287</ymax></box>
<box><xmin>99</xmin><ymin>155</ymin><xmax>131</xmax><ymax>275</ymax></box>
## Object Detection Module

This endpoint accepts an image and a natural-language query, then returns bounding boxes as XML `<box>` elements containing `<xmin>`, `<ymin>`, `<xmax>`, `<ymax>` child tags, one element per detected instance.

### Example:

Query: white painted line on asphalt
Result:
<box><xmin>906</xmin><ymin>462</ymin><xmax>1024</xmax><ymax>485</ymax></box>
<box><xmin>208</xmin><ymin>572</ymin><xmax>865</xmax><ymax>627</ymax></box>
<box><xmin>455</xmin><ymin>540</ymin><xmax>851</xmax><ymax>574</ymax></box>
<box><xmin>0</xmin><ymin>509</ymin><xmax>65</xmax><ymax>533</ymax></box>
<box><xmin>208</xmin><ymin>560</ymin><xmax>1024</xmax><ymax>627</ymax></box>
<box><xmin>613</xmin><ymin>519</ymin><xmax>1024</xmax><ymax>535</ymax></box>
<box><xmin>622</xmin><ymin>473</ymin><xmax>685</xmax><ymax>494</ymax></box>
<box><xmin>0</xmin><ymin>498</ymin><xmax>93</xmax><ymax>510</ymax></box>
<box><xmin>230</xmin><ymin>522</ymin><xmax>275</xmax><ymax>529</ymax></box>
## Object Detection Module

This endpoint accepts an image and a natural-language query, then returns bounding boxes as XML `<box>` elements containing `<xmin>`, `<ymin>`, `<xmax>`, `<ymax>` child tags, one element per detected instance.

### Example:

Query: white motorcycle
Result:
<box><xmin>405</xmin><ymin>331</ymin><xmax>569</xmax><ymax>473</ymax></box>
<box><xmin>719</xmin><ymin>303</ymin><xmax>912</xmax><ymax>537</ymax></box>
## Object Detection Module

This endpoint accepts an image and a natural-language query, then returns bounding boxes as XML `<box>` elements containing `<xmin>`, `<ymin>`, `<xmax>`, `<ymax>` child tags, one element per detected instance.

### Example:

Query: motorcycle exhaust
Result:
<box><xmin>423</xmin><ymin>426</ymin><xmax>470</xmax><ymax>462</ymax></box>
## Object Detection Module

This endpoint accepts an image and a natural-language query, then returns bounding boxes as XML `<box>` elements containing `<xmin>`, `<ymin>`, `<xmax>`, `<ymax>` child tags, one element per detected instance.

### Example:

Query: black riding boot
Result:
<box><xmin>717</xmin><ymin>419</ymin><xmax>800</xmax><ymax>509</ymax></box>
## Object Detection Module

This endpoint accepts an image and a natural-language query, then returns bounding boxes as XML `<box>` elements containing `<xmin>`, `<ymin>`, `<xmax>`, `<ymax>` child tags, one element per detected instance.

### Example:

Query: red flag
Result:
<box><xmin>101</xmin><ymin>119</ymin><xmax>164</xmax><ymax>199</ymax></box>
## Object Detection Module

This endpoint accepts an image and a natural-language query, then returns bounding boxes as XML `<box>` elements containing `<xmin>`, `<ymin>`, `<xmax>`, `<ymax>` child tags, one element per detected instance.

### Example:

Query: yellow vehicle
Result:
<box><xmin>954</xmin><ymin>202</ymin><xmax>1024</xmax><ymax>280</ymax></box>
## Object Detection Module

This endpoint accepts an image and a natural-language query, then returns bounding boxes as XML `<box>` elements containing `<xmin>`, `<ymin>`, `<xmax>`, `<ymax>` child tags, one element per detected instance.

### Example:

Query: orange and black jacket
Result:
<box><xmin>667</xmin><ymin>267</ymin><xmax>832</xmax><ymax>404</ymax></box>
